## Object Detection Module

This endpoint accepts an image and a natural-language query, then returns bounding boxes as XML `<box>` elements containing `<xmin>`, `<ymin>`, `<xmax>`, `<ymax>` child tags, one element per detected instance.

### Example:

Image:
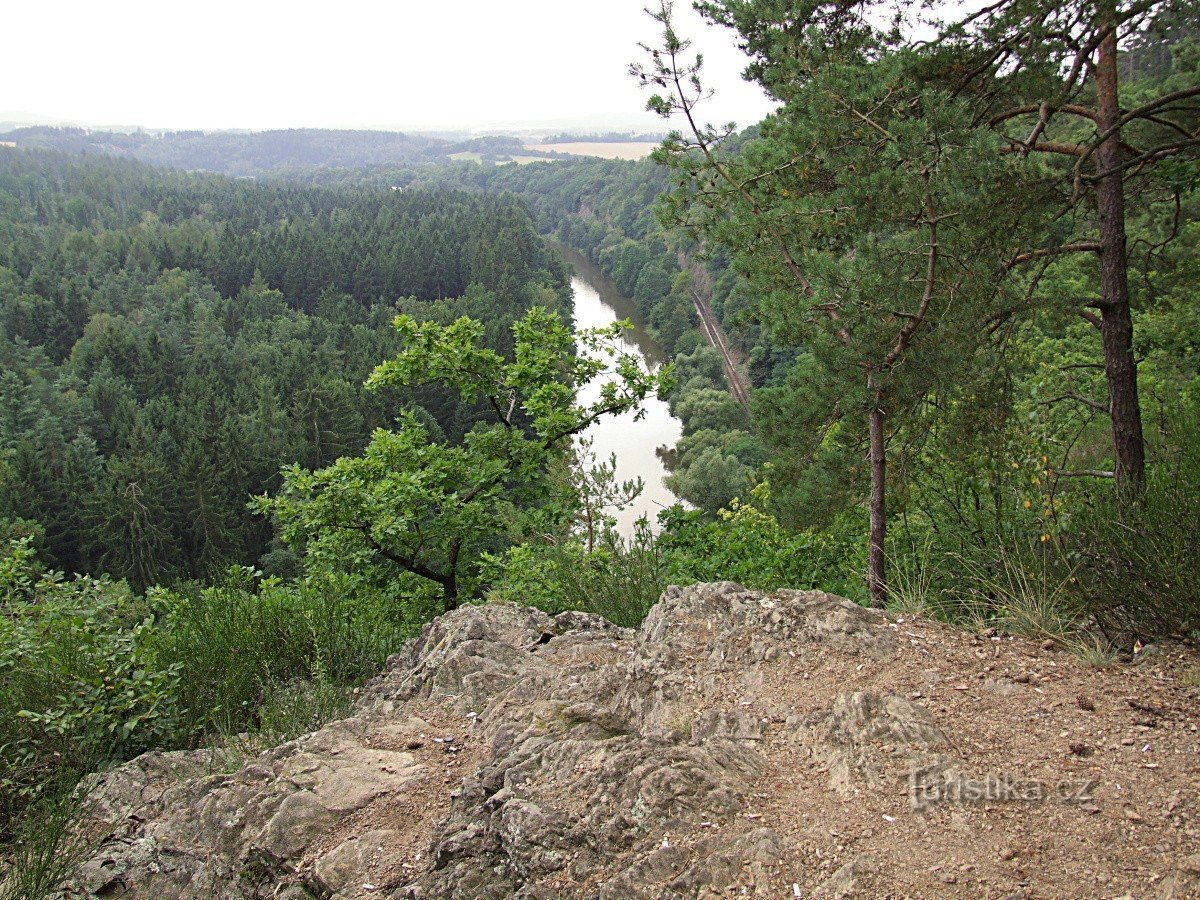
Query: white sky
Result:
<box><xmin>3</xmin><ymin>0</ymin><xmax>775</xmax><ymax>133</ymax></box>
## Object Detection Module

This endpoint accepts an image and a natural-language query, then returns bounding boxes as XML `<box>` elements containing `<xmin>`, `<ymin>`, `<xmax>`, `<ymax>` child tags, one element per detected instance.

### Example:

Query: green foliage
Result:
<box><xmin>671</xmin><ymin>387</ymin><xmax>747</xmax><ymax>435</ymax></box>
<box><xmin>567</xmin><ymin>439</ymin><xmax>645</xmax><ymax>554</ymax></box>
<box><xmin>0</xmin><ymin>780</ymin><xmax>95</xmax><ymax>900</ymax></box>
<box><xmin>665</xmin><ymin>445</ymin><xmax>753</xmax><ymax>516</ymax></box>
<box><xmin>484</xmin><ymin>521</ymin><xmax>668</xmax><ymax>628</ymax></box>
<box><xmin>657</xmin><ymin>482</ymin><xmax>867</xmax><ymax>600</ymax></box>
<box><xmin>1070</xmin><ymin>410</ymin><xmax>1200</xmax><ymax>637</ymax></box>
<box><xmin>0</xmin><ymin>539</ymin><xmax>411</xmax><ymax>840</ymax></box>
<box><xmin>153</xmin><ymin>567</ymin><xmax>414</xmax><ymax>741</ymax></box>
<box><xmin>0</xmin><ymin>538</ymin><xmax>178</xmax><ymax>829</ymax></box>
<box><xmin>0</xmin><ymin>150</ymin><xmax>569</xmax><ymax>586</ymax></box>
<box><xmin>263</xmin><ymin>308</ymin><xmax>665</xmax><ymax>608</ymax></box>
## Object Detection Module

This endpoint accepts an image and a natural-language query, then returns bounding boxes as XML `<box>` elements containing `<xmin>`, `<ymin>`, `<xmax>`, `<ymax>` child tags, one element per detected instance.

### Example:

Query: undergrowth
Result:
<box><xmin>0</xmin><ymin>773</ymin><xmax>95</xmax><ymax>900</ymax></box>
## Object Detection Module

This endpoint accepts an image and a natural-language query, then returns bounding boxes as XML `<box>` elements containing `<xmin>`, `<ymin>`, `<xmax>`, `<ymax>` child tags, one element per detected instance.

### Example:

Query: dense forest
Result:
<box><xmin>0</xmin><ymin>150</ymin><xmax>571</xmax><ymax>590</ymax></box>
<box><xmin>1</xmin><ymin>0</ymin><xmax>1197</xmax><ymax>889</ymax></box>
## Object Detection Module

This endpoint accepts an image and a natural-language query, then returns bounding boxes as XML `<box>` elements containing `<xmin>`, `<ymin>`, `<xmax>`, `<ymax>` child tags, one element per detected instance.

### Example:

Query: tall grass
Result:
<box><xmin>154</xmin><ymin>568</ymin><xmax>414</xmax><ymax>741</ymax></box>
<box><xmin>0</xmin><ymin>774</ymin><xmax>95</xmax><ymax>900</ymax></box>
<box><xmin>883</xmin><ymin>534</ymin><xmax>941</xmax><ymax>619</ymax></box>
<box><xmin>1070</xmin><ymin>437</ymin><xmax>1200</xmax><ymax>639</ymax></box>
<box><xmin>945</xmin><ymin>545</ymin><xmax>1083</xmax><ymax>640</ymax></box>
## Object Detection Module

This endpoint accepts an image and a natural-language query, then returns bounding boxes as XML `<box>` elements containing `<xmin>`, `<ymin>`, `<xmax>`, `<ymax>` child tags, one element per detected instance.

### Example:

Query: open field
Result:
<box><xmin>524</xmin><ymin>141</ymin><xmax>659</xmax><ymax>160</ymax></box>
<box><xmin>448</xmin><ymin>151</ymin><xmax>549</xmax><ymax>165</ymax></box>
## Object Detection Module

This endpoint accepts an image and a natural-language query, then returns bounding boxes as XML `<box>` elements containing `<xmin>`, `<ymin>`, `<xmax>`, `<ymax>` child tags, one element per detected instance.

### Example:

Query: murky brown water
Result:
<box><xmin>562</xmin><ymin>247</ymin><xmax>683</xmax><ymax>534</ymax></box>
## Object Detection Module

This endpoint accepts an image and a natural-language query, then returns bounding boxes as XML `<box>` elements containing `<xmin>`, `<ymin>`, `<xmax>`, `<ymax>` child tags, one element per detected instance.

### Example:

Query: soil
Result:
<box><xmin>70</xmin><ymin>584</ymin><xmax>1200</xmax><ymax>899</ymax></box>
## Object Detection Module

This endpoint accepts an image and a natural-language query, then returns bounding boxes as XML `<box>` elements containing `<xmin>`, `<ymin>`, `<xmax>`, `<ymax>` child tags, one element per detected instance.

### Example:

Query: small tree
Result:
<box><xmin>260</xmin><ymin>307</ymin><xmax>663</xmax><ymax>611</ymax></box>
<box><xmin>568</xmin><ymin>437</ymin><xmax>644</xmax><ymax>554</ymax></box>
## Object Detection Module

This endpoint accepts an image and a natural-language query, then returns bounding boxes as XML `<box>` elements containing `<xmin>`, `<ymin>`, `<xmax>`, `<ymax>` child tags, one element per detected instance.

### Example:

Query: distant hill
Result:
<box><xmin>3</xmin><ymin>126</ymin><xmax>463</xmax><ymax>175</ymax></box>
<box><xmin>3</xmin><ymin>126</ymin><xmax>567</xmax><ymax>176</ymax></box>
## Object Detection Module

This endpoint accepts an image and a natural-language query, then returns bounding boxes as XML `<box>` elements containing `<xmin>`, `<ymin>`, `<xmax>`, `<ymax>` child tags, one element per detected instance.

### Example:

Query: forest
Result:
<box><xmin>1</xmin><ymin>0</ymin><xmax>1197</xmax><ymax>891</ymax></box>
<box><xmin>0</xmin><ymin>127</ymin><xmax>565</xmax><ymax>176</ymax></box>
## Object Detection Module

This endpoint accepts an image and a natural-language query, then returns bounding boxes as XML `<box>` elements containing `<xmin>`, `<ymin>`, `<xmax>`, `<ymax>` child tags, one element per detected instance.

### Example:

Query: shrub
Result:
<box><xmin>657</xmin><ymin>483</ymin><xmax>867</xmax><ymax>601</ymax></box>
<box><xmin>0</xmin><ymin>544</ymin><xmax>415</xmax><ymax>836</ymax></box>
<box><xmin>484</xmin><ymin>521</ymin><xmax>668</xmax><ymax>627</ymax></box>
<box><xmin>0</xmin><ymin>780</ymin><xmax>95</xmax><ymax>900</ymax></box>
<box><xmin>1070</xmin><ymin>418</ymin><xmax>1200</xmax><ymax>639</ymax></box>
<box><xmin>0</xmin><ymin>538</ymin><xmax>178</xmax><ymax>831</ymax></box>
<box><xmin>153</xmin><ymin>567</ymin><xmax>417</xmax><ymax>740</ymax></box>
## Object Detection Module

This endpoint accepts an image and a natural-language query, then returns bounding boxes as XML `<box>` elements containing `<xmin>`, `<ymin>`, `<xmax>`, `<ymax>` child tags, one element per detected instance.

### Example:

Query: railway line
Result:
<box><xmin>692</xmin><ymin>290</ymin><xmax>751</xmax><ymax>410</ymax></box>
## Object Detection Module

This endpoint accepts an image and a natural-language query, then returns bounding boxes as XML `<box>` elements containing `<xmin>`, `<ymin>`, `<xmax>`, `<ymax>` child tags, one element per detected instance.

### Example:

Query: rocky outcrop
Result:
<box><xmin>69</xmin><ymin>583</ymin><xmax>1200</xmax><ymax>899</ymax></box>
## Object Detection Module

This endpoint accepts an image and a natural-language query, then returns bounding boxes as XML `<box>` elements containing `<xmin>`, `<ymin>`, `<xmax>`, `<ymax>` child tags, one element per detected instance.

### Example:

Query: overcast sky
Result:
<box><xmin>3</xmin><ymin>0</ymin><xmax>776</xmax><ymax>132</ymax></box>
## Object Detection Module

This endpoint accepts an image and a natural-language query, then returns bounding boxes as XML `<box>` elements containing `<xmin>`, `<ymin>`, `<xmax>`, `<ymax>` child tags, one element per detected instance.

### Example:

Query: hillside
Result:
<box><xmin>1</xmin><ymin>128</ymin><xmax>554</xmax><ymax>176</ymax></box>
<box><xmin>69</xmin><ymin>583</ymin><xmax>1200</xmax><ymax>898</ymax></box>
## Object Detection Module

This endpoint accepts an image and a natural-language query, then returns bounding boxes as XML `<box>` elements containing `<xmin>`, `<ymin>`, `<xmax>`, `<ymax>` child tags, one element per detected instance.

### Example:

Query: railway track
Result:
<box><xmin>692</xmin><ymin>291</ymin><xmax>751</xmax><ymax>410</ymax></box>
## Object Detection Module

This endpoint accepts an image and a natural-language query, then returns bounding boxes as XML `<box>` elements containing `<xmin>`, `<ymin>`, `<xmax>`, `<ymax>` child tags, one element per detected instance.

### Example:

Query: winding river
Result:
<box><xmin>561</xmin><ymin>247</ymin><xmax>684</xmax><ymax>535</ymax></box>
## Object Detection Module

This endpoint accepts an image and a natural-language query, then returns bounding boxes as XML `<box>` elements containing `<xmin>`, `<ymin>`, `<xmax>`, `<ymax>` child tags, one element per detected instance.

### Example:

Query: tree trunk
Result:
<box><xmin>442</xmin><ymin>573</ymin><xmax>459</xmax><ymax>611</ymax></box>
<box><xmin>1094</xmin><ymin>3</ymin><xmax>1146</xmax><ymax>498</ymax></box>
<box><xmin>867</xmin><ymin>379</ymin><xmax>887</xmax><ymax>609</ymax></box>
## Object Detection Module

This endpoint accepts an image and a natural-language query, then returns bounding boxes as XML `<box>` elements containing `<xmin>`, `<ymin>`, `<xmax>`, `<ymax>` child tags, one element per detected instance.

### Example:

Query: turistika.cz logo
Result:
<box><xmin>909</xmin><ymin>760</ymin><xmax>1098</xmax><ymax>811</ymax></box>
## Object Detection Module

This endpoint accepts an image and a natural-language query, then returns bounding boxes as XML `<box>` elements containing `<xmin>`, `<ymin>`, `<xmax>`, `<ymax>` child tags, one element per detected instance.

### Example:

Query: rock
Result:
<box><xmin>72</xmin><ymin>582</ymin><xmax>1168</xmax><ymax>899</ymax></box>
<box><xmin>814</xmin><ymin>853</ymin><xmax>877</xmax><ymax>898</ymax></box>
<box><xmin>691</xmin><ymin>708</ymin><xmax>764</xmax><ymax>743</ymax></box>
<box><xmin>312</xmin><ymin>829</ymin><xmax>397</xmax><ymax>893</ymax></box>
<box><xmin>801</xmin><ymin>691</ymin><xmax>947</xmax><ymax>796</ymax></box>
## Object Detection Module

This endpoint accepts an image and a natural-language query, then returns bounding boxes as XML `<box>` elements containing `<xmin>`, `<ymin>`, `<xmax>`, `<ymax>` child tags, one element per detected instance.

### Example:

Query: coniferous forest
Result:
<box><xmin>0</xmin><ymin>151</ymin><xmax>568</xmax><ymax>588</ymax></box>
<box><xmin>1</xmin><ymin>0</ymin><xmax>1198</xmax><ymax>889</ymax></box>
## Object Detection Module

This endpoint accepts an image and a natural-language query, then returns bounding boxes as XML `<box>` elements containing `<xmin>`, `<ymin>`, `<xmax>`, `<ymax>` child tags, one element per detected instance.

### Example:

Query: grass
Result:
<box><xmin>1068</xmin><ymin>635</ymin><xmax>1121</xmax><ymax>669</ymax></box>
<box><xmin>155</xmin><ymin>572</ymin><xmax>412</xmax><ymax>741</ymax></box>
<box><xmin>886</xmin><ymin>536</ymin><xmax>1136</xmax><ymax>667</ymax></box>
<box><xmin>0</xmin><ymin>779</ymin><xmax>95</xmax><ymax>900</ymax></box>
<box><xmin>220</xmin><ymin>675</ymin><xmax>354</xmax><ymax>759</ymax></box>
<box><xmin>550</xmin><ymin>524</ymin><xmax>668</xmax><ymax>628</ymax></box>
<box><xmin>884</xmin><ymin>535</ymin><xmax>943</xmax><ymax>619</ymax></box>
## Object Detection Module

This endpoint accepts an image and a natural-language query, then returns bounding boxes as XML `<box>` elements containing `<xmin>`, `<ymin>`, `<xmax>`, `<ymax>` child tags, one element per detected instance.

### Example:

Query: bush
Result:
<box><xmin>1070</xmin><ymin>421</ymin><xmax>1200</xmax><ymax>639</ymax></box>
<box><xmin>0</xmin><ymin>538</ymin><xmax>178</xmax><ymax>832</ymax></box>
<box><xmin>0</xmin><ymin>543</ymin><xmax>415</xmax><ymax>837</ymax></box>
<box><xmin>0</xmin><ymin>780</ymin><xmax>95</xmax><ymax>900</ymax></box>
<box><xmin>657</xmin><ymin>483</ymin><xmax>867</xmax><ymax>601</ymax></box>
<box><xmin>881</xmin><ymin>405</ymin><xmax>1200</xmax><ymax>645</ymax></box>
<box><xmin>153</xmin><ymin>567</ymin><xmax>418</xmax><ymax>741</ymax></box>
<box><xmin>484</xmin><ymin>521</ymin><xmax>668</xmax><ymax>627</ymax></box>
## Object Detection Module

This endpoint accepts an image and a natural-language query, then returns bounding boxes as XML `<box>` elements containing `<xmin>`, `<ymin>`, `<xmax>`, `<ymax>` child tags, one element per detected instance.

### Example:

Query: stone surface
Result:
<box><xmin>65</xmin><ymin>581</ymin><xmax>1197</xmax><ymax>898</ymax></box>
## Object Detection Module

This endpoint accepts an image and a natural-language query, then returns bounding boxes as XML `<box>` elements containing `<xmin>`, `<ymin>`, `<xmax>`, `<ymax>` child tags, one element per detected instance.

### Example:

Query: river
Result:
<box><xmin>561</xmin><ymin>247</ymin><xmax>684</xmax><ymax>535</ymax></box>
